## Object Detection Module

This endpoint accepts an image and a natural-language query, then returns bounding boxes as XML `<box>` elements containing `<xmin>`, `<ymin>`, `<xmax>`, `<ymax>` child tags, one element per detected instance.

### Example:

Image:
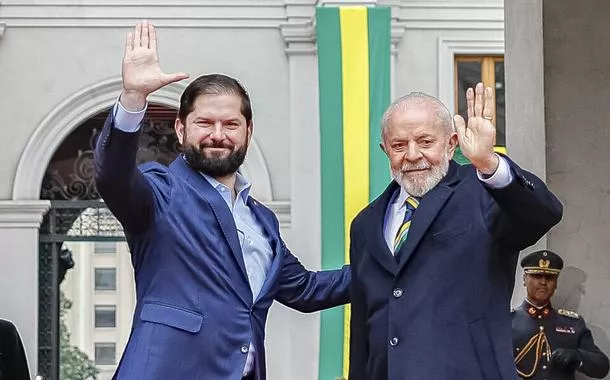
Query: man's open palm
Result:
<box><xmin>454</xmin><ymin>82</ymin><xmax>498</xmax><ymax>174</ymax></box>
<box><xmin>122</xmin><ymin>21</ymin><xmax>188</xmax><ymax>97</ymax></box>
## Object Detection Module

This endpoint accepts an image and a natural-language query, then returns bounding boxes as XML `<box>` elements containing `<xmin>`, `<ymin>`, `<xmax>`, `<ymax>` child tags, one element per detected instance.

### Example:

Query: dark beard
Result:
<box><xmin>183</xmin><ymin>143</ymin><xmax>247</xmax><ymax>177</ymax></box>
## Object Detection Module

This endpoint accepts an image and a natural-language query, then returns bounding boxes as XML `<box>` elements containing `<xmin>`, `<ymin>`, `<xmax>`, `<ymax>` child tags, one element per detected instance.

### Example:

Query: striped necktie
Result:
<box><xmin>393</xmin><ymin>196</ymin><xmax>419</xmax><ymax>256</ymax></box>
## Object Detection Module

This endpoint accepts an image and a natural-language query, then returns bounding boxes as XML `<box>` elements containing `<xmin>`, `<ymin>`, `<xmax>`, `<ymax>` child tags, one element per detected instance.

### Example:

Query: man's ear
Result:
<box><xmin>175</xmin><ymin>118</ymin><xmax>185</xmax><ymax>145</ymax></box>
<box><xmin>447</xmin><ymin>132</ymin><xmax>458</xmax><ymax>159</ymax></box>
<box><xmin>247</xmin><ymin>122</ymin><xmax>253</xmax><ymax>145</ymax></box>
<box><xmin>380</xmin><ymin>142</ymin><xmax>388</xmax><ymax>155</ymax></box>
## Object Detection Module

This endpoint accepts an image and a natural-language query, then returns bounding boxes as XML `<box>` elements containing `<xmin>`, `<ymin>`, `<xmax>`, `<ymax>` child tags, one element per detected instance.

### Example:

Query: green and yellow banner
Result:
<box><xmin>316</xmin><ymin>6</ymin><xmax>391</xmax><ymax>379</ymax></box>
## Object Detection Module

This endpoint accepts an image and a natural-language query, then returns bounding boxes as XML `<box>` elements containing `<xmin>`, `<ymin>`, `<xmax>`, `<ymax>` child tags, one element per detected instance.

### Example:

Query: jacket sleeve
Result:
<box><xmin>576</xmin><ymin>319</ymin><xmax>610</xmax><ymax>378</ymax></box>
<box><xmin>94</xmin><ymin>111</ymin><xmax>157</xmax><ymax>234</ymax></box>
<box><xmin>348</xmin><ymin>221</ymin><xmax>368</xmax><ymax>380</ymax></box>
<box><xmin>482</xmin><ymin>155</ymin><xmax>563</xmax><ymax>250</ymax></box>
<box><xmin>274</xmin><ymin>242</ymin><xmax>350</xmax><ymax>313</ymax></box>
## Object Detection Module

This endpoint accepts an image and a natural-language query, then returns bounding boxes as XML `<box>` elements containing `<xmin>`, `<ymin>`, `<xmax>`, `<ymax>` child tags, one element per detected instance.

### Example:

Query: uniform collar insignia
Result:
<box><xmin>524</xmin><ymin>300</ymin><xmax>551</xmax><ymax>319</ymax></box>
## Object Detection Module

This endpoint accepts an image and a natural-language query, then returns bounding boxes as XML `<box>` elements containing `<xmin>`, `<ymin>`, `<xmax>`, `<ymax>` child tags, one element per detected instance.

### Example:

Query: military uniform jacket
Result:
<box><xmin>512</xmin><ymin>300</ymin><xmax>609</xmax><ymax>379</ymax></box>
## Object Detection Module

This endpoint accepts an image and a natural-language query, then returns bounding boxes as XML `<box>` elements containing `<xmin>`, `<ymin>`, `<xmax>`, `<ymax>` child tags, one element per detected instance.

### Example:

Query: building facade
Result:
<box><xmin>12</xmin><ymin>1</ymin><xmax>606</xmax><ymax>379</ymax></box>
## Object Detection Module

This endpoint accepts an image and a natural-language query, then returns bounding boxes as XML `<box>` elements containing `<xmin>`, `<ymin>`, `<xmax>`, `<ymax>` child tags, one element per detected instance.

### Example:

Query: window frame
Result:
<box><xmin>454</xmin><ymin>54</ymin><xmax>506</xmax><ymax>154</ymax></box>
<box><xmin>94</xmin><ymin>304</ymin><xmax>117</xmax><ymax>328</ymax></box>
<box><xmin>454</xmin><ymin>55</ymin><xmax>504</xmax><ymax>124</ymax></box>
<box><xmin>94</xmin><ymin>267</ymin><xmax>117</xmax><ymax>291</ymax></box>
<box><xmin>94</xmin><ymin>241</ymin><xmax>117</xmax><ymax>254</ymax></box>
<box><xmin>94</xmin><ymin>342</ymin><xmax>117</xmax><ymax>366</ymax></box>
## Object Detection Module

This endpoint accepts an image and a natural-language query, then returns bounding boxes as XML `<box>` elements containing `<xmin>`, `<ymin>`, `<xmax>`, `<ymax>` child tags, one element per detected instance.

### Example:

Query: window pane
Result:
<box><xmin>94</xmin><ymin>242</ymin><xmax>116</xmax><ymax>254</ymax></box>
<box><xmin>95</xmin><ymin>305</ymin><xmax>116</xmax><ymax>328</ymax></box>
<box><xmin>94</xmin><ymin>343</ymin><xmax>116</xmax><ymax>365</ymax></box>
<box><xmin>456</xmin><ymin>60</ymin><xmax>482</xmax><ymax>124</ymax></box>
<box><xmin>94</xmin><ymin>268</ymin><xmax>116</xmax><ymax>291</ymax></box>
<box><xmin>495</xmin><ymin>60</ymin><xmax>506</xmax><ymax>146</ymax></box>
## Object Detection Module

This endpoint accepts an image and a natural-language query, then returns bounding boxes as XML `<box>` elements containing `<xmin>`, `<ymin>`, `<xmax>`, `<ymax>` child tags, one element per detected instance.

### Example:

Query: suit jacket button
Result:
<box><xmin>393</xmin><ymin>289</ymin><xmax>404</xmax><ymax>298</ymax></box>
<box><xmin>389</xmin><ymin>337</ymin><xmax>399</xmax><ymax>347</ymax></box>
<box><xmin>241</xmin><ymin>345</ymin><xmax>249</xmax><ymax>354</ymax></box>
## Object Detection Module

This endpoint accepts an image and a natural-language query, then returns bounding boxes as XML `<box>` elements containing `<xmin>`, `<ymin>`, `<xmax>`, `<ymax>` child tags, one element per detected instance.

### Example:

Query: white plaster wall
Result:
<box><xmin>0</xmin><ymin>26</ymin><xmax>290</xmax><ymax>200</ymax></box>
<box><xmin>0</xmin><ymin>1</ymin><xmax>520</xmax><ymax>379</ymax></box>
<box><xmin>392</xmin><ymin>0</ymin><xmax>505</xmax><ymax>108</ymax></box>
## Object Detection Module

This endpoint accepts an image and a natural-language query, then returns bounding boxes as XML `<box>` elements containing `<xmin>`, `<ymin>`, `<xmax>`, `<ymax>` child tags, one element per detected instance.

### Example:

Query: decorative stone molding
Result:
<box><xmin>0</xmin><ymin>201</ymin><xmax>51</xmax><ymax>228</ymax></box>
<box><xmin>396</xmin><ymin>2</ymin><xmax>504</xmax><ymax>30</ymax></box>
<box><xmin>0</xmin><ymin>1</ymin><xmax>290</xmax><ymax>28</ymax></box>
<box><xmin>280</xmin><ymin>2</ymin><xmax>408</xmax><ymax>56</ymax></box>
<box><xmin>280</xmin><ymin>18</ymin><xmax>316</xmax><ymax>55</ymax></box>
<box><xmin>317</xmin><ymin>0</ymin><xmax>377</xmax><ymax>5</ymax></box>
<box><xmin>391</xmin><ymin>21</ymin><xmax>406</xmax><ymax>55</ymax></box>
<box><xmin>13</xmin><ymin>76</ymin><xmax>274</xmax><ymax>202</ymax></box>
<box><xmin>285</xmin><ymin>0</ymin><xmax>317</xmax><ymax>19</ymax></box>
<box><xmin>267</xmin><ymin>201</ymin><xmax>291</xmax><ymax>228</ymax></box>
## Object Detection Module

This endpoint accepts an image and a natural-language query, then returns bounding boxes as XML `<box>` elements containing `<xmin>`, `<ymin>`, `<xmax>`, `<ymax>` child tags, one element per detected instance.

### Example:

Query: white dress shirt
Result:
<box><xmin>383</xmin><ymin>156</ymin><xmax>514</xmax><ymax>252</ymax></box>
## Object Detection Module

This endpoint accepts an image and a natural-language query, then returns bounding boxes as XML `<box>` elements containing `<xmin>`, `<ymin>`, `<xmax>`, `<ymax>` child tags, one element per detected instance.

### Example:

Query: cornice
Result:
<box><xmin>0</xmin><ymin>201</ymin><xmax>51</xmax><ymax>229</ymax></box>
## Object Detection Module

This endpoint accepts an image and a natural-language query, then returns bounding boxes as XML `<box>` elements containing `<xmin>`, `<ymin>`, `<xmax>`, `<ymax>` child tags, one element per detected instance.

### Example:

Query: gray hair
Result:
<box><xmin>380</xmin><ymin>92</ymin><xmax>455</xmax><ymax>141</ymax></box>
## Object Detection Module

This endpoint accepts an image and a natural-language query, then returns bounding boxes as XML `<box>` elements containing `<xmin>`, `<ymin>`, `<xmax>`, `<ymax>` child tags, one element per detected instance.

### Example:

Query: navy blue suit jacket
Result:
<box><xmin>348</xmin><ymin>159</ymin><xmax>562</xmax><ymax>380</ymax></box>
<box><xmin>94</xmin><ymin>115</ymin><xmax>350</xmax><ymax>380</ymax></box>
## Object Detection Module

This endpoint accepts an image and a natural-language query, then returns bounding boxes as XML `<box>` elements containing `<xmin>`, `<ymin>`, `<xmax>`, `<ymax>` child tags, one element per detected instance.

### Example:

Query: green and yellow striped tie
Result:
<box><xmin>393</xmin><ymin>196</ymin><xmax>419</xmax><ymax>256</ymax></box>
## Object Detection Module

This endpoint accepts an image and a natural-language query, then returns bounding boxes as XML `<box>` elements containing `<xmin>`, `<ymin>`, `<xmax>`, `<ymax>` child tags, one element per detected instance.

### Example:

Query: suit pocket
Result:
<box><xmin>138</xmin><ymin>303</ymin><xmax>205</xmax><ymax>378</ymax></box>
<box><xmin>467</xmin><ymin>317</ymin><xmax>502</xmax><ymax>380</ymax></box>
<box><xmin>140</xmin><ymin>302</ymin><xmax>204</xmax><ymax>333</ymax></box>
<box><xmin>432</xmin><ymin>223</ymin><xmax>472</xmax><ymax>245</ymax></box>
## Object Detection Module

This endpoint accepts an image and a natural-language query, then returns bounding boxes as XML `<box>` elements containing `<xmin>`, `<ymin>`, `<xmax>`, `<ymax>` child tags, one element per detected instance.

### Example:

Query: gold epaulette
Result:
<box><xmin>557</xmin><ymin>308</ymin><xmax>580</xmax><ymax>319</ymax></box>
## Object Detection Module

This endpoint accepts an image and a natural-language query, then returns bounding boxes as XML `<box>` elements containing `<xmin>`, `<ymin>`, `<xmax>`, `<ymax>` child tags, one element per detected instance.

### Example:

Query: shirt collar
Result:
<box><xmin>523</xmin><ymin>299</ymin><xmax>552</xmax><ymax>319</ymax></box>
<box><xmin>181</xmin><ymin>154</ymin><xmax>253</xmax><ymax>202</ymax></box>
<box><xmin>201</xmin><ymin>170</ymin><xmax>252</xmax><ymax>203</ymax></box>
<box><xmin>393</xmin><ymin>186</ymin><xmax>412</xmax><ymax>210</ymax></box>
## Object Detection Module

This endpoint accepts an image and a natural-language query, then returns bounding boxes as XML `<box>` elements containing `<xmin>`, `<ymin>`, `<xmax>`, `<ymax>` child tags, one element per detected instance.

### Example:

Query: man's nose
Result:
<box><xmin>209</xmin><ymin>123</ymin><xmax>225</xmax><ymax>141</ymax></box>
<box><xmin>403</xmin><ymin>143</ymin><xmax>423</xmax><ymax>162</ymax></box>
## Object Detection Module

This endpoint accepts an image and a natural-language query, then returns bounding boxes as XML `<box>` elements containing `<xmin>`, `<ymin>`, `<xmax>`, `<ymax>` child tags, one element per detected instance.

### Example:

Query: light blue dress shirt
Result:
<box><xmin>112</xmin><ymin>101</ymin><xmax>273</xmax><ymax>376</ymax></box>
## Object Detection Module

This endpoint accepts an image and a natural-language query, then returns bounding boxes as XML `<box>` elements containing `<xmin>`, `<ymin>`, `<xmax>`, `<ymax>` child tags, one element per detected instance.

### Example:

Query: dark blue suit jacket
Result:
<box><xmin>348</xmin><ymin>159</ymin><xmax>562</xmax><ymax>380</ymax></box>
<box><xmin>94</xmin><ymin>115</ymin><xmax>350</xmax><ymax>380</ymax></box>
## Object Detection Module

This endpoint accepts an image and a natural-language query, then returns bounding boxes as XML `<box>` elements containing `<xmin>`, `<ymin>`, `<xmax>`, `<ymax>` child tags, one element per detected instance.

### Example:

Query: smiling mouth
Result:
<box><xmin>403</xmin><ymin>168</ymin><xmax>429</xmax><ymax>174</ymax></box>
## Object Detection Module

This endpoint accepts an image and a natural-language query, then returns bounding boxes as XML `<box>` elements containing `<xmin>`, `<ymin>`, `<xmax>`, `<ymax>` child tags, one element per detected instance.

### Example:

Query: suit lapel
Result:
<box><xmin>247</xmin><ymin>198</ymin><xmax>283</xmax><ymax>302</ymax></box>
<box><xmin>169</xmin><ymin>157</ymin><xmax>250</xmax><ymax>285</ymax></box>
<box><xmin>396</xmin><ymin>161</ymin><xmax>460</xmax><ymax>272</ymax></box>
<box><xmin>364</xmin><ymin>182</ymin><xmax>399</xmax><ymax>276</ymax></box>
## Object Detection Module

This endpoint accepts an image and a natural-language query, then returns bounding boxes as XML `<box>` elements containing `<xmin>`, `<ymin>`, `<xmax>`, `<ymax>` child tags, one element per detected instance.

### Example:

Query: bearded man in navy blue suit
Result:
<box><xmin>348</xmin><ymin>86</ymin><xmax>563</xmax><ymax>380</ymax></box>
<box><xmin>95</xmin><ymin>21</ymin><xmax>350</xmax><ymax>380</ymax></box>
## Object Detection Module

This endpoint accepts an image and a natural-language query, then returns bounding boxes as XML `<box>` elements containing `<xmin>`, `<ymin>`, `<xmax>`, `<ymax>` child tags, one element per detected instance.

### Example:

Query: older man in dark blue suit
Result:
<box><xmin>348</xmin><ymin>85</ymin><xmax>562</xmax><ymax>379</ymax></box>
<box><xmin>95</xmin><ymin>21</ymin><xmax>350</xmax><ymax>380</ymax></box>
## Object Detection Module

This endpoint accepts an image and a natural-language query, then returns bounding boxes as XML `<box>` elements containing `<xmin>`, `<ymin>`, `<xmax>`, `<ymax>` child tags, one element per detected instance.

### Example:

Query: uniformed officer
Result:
<box><xmin>512</xmin><ymin>250</ymin><xmax>609</xmax><ymax>379</ymax></box>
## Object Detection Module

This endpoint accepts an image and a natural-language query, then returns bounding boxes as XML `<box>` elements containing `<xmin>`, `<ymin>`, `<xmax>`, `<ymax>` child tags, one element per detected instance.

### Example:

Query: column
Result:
<box><xmin>0</xmin><ymin>200</ymin><xmax>51</xmax><ymax>379</ymax></box>
<box><xmin>279</xmin><ymin>8</ymin><xmax>321</xmax><ymax>380</ymax></box>
<box><xmin>504</xmin><ymin>0</ymin><xmax>546</xmax><ymax>306</ymax></box>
